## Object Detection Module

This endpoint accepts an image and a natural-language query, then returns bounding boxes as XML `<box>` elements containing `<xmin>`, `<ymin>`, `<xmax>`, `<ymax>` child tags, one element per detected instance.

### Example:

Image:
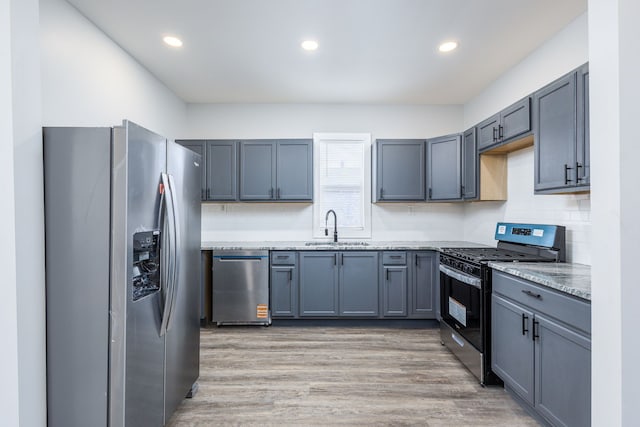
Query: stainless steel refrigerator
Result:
<box><xmin>44</xmin><ymin>120</ymin><xmax>201</xmax><ymax>427</ymax></box>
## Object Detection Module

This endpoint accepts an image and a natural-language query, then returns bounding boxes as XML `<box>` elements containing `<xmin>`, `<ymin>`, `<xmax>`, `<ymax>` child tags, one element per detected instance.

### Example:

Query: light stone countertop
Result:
<box><xmin>489</xmin><ymin>262</ymin><xmax>591</xmax><ymax>301</ymax></box>
<box><xmin>201</xmin><ymin>240</ymin><xmax>488</xmax><ymax>251</ymax></box>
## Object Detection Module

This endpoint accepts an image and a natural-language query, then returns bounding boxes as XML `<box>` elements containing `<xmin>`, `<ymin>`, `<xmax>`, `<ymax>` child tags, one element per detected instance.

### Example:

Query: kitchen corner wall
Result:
<box><xmin>40</xmin><ymin>0</ymin><xmax>187</xmax><ymax>138</ymax></box>
<box><xmin>463</xmin><ymin>12</ymin><xmax>590</xmax><ymax>264</ymax></box>
<box><xmin>185</xmin><ymin>104</ymin><xmax>466</xmax><ymax>242</ymax></box>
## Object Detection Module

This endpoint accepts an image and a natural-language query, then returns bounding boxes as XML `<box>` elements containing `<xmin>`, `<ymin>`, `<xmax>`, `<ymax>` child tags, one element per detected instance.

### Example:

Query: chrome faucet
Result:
<box><xmin>325</xmin><ymin>209</ymin><xmax>338</xmax><ymax>242</ymax></box>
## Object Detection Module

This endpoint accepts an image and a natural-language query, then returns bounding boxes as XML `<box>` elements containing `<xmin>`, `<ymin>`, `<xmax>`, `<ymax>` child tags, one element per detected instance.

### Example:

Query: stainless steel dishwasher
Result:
<box><xmin>211</xmin><ymin>250</ymin><xmax>271</xmax><ymax>326</ymax></box>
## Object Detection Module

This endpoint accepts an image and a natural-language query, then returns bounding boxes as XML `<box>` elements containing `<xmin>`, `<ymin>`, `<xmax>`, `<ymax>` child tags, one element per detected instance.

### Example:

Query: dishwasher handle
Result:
<box><xmin>215</xmin><ymin>256</ymin><xmax>268</xmax><ymax>262</ymax></box>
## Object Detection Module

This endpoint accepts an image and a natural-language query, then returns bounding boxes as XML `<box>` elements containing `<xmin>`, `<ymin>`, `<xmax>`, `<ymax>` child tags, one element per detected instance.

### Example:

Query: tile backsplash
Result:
<box><xmin>464</xmin><ymin>146</ymin><xmax>591</xmax><ymax>265</ymax></box>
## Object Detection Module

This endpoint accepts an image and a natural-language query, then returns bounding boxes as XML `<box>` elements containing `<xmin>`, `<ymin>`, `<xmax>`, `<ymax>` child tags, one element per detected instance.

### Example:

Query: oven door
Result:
<box><xmin>439</xmin><ymin>264</ymin><xmax>482</xmax><ymax>351</ymax></box>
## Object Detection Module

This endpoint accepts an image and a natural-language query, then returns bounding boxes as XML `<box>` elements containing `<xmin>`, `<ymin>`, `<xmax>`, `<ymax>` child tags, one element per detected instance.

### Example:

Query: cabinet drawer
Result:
<box><xmin>271</xmin><ymin>251</ymin><xmax>296</xmax><ymax>265</ymax></box>
<box><xmin>382</xmin><ymin>252</ymin><xmax>407</xmax><ymax>265</ymax></box>
<box><xmin>492</xmin><ymin>270</ymin><xmax>590</xmax><ymax>334</ymax></box>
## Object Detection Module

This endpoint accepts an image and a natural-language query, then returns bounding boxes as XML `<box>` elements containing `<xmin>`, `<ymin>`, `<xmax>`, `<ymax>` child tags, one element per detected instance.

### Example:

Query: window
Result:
<box><xmin>313</xmin><ymin>133</ymin><xmax>372</xmax><ymax>239</ymax></box>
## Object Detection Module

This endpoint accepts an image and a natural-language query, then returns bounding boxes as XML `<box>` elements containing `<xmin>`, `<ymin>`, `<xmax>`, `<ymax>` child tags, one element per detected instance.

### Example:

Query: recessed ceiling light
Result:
<box><xmin>438</xmin><ymin>41</ymin><xmax>458</xmax><ymax>53</ymax></box>
<box><xmin>163</xmin><ymin>36</ymin><xmax>183</xmax><ymax>48</ymax></box>
<box><xmin>301</xmin><ymin>40</ymin><xmax>319</xmax><ymax>51</ymax></box>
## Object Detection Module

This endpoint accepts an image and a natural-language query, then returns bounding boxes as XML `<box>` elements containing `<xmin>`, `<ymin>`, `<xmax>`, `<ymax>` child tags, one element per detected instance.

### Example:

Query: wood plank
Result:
<box><xmin>167</xmin><ymin>326</ymin><xmax>538</xmax><ymax>426</ymax></box>
<box><xmin>479</xmin><ymin>154</ymin><xmax>508</xmax><ymax>201</ymax></box>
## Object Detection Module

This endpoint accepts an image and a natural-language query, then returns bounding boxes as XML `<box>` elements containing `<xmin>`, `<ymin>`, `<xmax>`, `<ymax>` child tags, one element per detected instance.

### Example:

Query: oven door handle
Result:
<box><xmin>439</xmin><ymin>264</ymin><xmax>482</xmax><ymax>289</ymax></box>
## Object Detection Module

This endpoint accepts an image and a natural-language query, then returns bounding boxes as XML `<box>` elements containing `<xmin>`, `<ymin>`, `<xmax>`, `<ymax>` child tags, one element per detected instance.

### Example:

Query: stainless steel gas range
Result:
<box><xmin>439</xmin><ymin>222</ymin><xmax>566</xmax><ymax>385</ymax></box>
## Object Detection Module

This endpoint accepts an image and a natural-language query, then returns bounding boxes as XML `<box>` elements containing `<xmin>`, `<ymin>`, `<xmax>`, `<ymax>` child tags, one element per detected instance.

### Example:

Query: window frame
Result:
<box><xmin>312</xmin><ymin>132</ymin><xmax>372</xmax><ymax>240</ymax></box>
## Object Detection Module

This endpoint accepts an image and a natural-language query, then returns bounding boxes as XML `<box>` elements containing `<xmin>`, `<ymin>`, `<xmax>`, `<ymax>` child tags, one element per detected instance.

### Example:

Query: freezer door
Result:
<box><xmin>164</xmin><ymin>141</ymin><xmax>202</xmax><ymax>421</ymax></box>
<box><xmin>111</xmin><ymin>121</ymin><xmax>167</xmax><ymax>427</ymax></box>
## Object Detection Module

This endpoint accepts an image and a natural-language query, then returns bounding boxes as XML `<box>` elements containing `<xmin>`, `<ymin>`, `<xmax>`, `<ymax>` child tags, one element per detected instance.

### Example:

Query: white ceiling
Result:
<box><xmin>65</xmin><ymin>0</ymin><xmax>587</xmax><ymax>104</ymax></box>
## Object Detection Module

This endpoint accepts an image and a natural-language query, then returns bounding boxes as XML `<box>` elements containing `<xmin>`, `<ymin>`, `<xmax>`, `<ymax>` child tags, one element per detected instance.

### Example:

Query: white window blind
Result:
<box><xmin>313</xmin><ymin>133</ymin><xmax>372</xmax><ymax>239</ymax></box>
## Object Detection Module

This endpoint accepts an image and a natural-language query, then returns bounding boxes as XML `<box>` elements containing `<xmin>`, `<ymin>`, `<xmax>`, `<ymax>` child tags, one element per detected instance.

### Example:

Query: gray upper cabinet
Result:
<box><xmin>477</xmin><ymin>114</ymin><xmax>500</xmax><ymax>151</ymax></box>
<box><xmin>299</xmin><ymin>252</ymin><xmax>339</xmax><ymax>316</ymax></box>
<box><xmin>477</xmin><ymin>97</ymin><xmax>531</xmax><ymax>152</ymax></box>
<box><xmin>175</xmin><ymin>140</ymin><xmax>207</xmax><ymax>200</ymax></box>
<box><xmin>576</xmin><ymin>64</ymin><xmax>590</xmax><ymax>187</ymax></box>
<box><xmin>276</xmin><ymin>139</ymin><xmax>313</xmax><ymax>200</ymax></box>
<box><xmin>427</xmin><ymin>134</ymin><xmax>462</xmax><ymax>201</ymax></box>
<box><xmin>240</xmin><ymin>139</ymin><xmax>312</xmax><ymax>201</ymax></box>
<box><xmin>240</xmin><ymin>140</ymin><xmax>277</xmax><ymax>200</ymax></box>
<box><xmin>409</xmin><ymin>251</ymin><xmax>437</xmax><ymax>319</ymax></box>
<box><xmin>462</xmin><ymin>128</ymin><xmax>478</xmax><ymax>200</ymax></box>
<box><xmin>375</xmin><ymin>139</ymin><xmax>426</xmax><ymax>201</ymax></box>
<box><xmin>339</xmin><ymin>252</ymin><xmax>379</xmax><ymax>316</ymax></box>
<box><xmin>206</xmin><ymin>140</ymin><xmax>238</xmax><ymax>201</ymax></box>
<box><xmin>534</xmin><ymin>63</ymin><xmax>590</xmax><ymax>193</ymax></box>
<box><xmin>501</xmin><ymin>98</ymin><xmax>531</xmax><ymax>142</ymax></box>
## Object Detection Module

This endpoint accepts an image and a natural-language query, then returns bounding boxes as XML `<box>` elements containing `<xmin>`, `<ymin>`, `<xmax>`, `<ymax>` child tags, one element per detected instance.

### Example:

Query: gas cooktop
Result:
<box><xmin>440</xmin><ymin>247</ymin><xmax>553</xmax><ymax>264</ymax></box>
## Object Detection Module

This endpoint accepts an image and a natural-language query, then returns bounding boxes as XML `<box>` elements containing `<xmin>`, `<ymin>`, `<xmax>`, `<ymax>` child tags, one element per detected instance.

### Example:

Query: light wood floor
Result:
<box><xmin>167</xmin><ymin>325</ymin><xmax>538</xmax><ymax>426</ymax></box>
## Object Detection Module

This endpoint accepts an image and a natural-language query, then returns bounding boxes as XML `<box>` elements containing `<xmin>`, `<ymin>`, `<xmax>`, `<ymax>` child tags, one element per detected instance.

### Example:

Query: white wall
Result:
<box><xmin>40</xmin><ymin>0</ymin><xmax>187</xmax><ymax>137</ymax></box>
<box><xmin>463</xmin><ymin>13</ymin><xmax>591</xmax><ymax>264</ymax></box>
<box><xmin>0</xmin><ymin>0</ymin><xmax>21</xmax><ymax>423</ymax></box>
<box><xmin>11</xmin><ymin>0</ymin><xmax>47</xmax><ymax>425</ymax></box>
<box><xmin>589</xmin><ymin>0</ymin><xmax>640</xmax><ymax>424</ymax></box>
<box><xmin>187</xmin><ymin>104</ymin><xmax>467</xmax><ymax>242</ymax></box>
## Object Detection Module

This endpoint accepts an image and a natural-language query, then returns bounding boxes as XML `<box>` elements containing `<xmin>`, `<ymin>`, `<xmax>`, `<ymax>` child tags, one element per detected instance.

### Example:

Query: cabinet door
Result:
<box><xmin>276</xmin><ymin>139</ymin><xmax>313</xmax><ymax>200</ymax></box>
<box><xmin>376</xmin><ymin>140</ymin><xmax>425</xmax><ymax>201</ymax></box>
<box><xmin>410</xmin><ymin>252</ymin><xmax>436</xmax><ymax>318</ymax></box>
<box><xmin>299</xmin><ymin>252</ymin><xmax>339</xmax><ymax>316</ymax></box>
<box><xmin>461</xmin><ymin>128</ymin><xmax>478</xmax><ymax>200</ymax></box>
<box><xmin>500</xmin><ymin>97</ymin><xmax>531</xmax><ymax>141</ymax></box>
<box><xmin>535</xmin><ymin>315</ymin><xmax>591</xmax><ymax>427</ymax></box>
<box><xmin>239</xmin><ymin>140</ymin><xmax>276</xmax><ymax>200</ymax></box>
<box><xmin>176</xmin><ymin>140</ymin><xmax>207</xmax><ymax>200</ymax></box>
<box><xmin>206</xmin><ymin>140</ymin><xmax>238</xmax><ymax>201</ymax></box>
<box><xmin>476</xmin><ymin>114</ymin><xmax>500</xmax><ymax>151</ymax></box>
<box><xmin>534</xmin><ymin>72</ymin><xmax>577</xmax><ymax>191</ymax></box>
<box><xmin>270</xmin><ymin>266</ymin><xmax>297</xmax><ymax>317</ymax></box>
<box><xmin>382</xmin><ymin>266</ymin><xmax>407</xmax><ymax>316</ymax></box>
<box><xmin>339</xmin><ymin>252</ymin><xmax>379</xmax><ymax>316</ymax></box>
<box><xmin>577</xmin><ymin>64</ymin><xmax>590</xmax><ymax>187</ymax></box>
<box><xmin>427</xmin><ymin>134</ymin><xmax>462</xmax><ymax>201</ymax></box>
<box><xmin>491</xmin><ymin>295</ymin><xmax>535</xmax><ymax>405</ymax></box>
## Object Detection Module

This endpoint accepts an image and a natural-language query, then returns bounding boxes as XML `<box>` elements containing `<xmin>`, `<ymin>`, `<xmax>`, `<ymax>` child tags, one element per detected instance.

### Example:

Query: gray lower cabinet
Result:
<box><xmin>427</xmin><ymin>134</ymin><xmax>462</xmax><ymax>201</ymax></box>
<box><xmin>375</xmin><ymin>139</ymin><xmax>426</xmax><ymax>201</ymax></box>
<box><xmin>409</xmin><ymin>251</ymin><xmax>437</xmax><ymax>318</ymax></box>
<box><xmin>339</xmin><ymin>252</ymin><xmax>379</xmax><ymax>316</ymax></box>
<box><xmin>276</xmin><ymin>250</ymin><xmax>435</xmax><ymax>319</ymax></box>
<box><xmin>270</xmin><ymin>252</ymin><xmax>298</xmax><ymax>318</ymax></box>
<box><xmin>492</xmin><ymin>294</ymin><xmax>535</xmax><ymax>404</ymax></box>
<box><xmin>491</xmin><ymin>270</ymin><xmax>591</xmax><ymax>427</ymax></box>
<box><xmin>299</xmin><ymin>252</ymin><xmax>339</xmax><ymax>316</ymax></box>
<box><xmin>534</xmin><ymin>63</ymin><xmax>589</xmax><ymax>193</ymax></box>
<box><xmin>535</xmin><ymin>314</ymin><xmax>591</xmax><ymax>427</ymax></box>
<box><xmin>240</xmin><ymin>139</ymin><xmax>312</xmax><ymax>201</ymax></box>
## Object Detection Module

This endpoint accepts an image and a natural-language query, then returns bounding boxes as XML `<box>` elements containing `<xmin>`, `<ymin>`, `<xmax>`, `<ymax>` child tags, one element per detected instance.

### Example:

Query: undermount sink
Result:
<box><xmin>304</xmin><ymin>241</ymin><xmax>370</xmax><ymax>246</ymax></box>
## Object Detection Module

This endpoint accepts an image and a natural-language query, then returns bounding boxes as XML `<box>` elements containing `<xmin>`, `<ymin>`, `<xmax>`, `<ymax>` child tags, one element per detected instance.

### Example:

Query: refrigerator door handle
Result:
<box><xmin>159</xmin><ymin>173</ymin><xmax>176</xmax><ymax>336</ymax></box>
<box><xmin>166</xmin><ymin>174</ymin><xmax>181</xmax><ymax>332</ymax></box>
